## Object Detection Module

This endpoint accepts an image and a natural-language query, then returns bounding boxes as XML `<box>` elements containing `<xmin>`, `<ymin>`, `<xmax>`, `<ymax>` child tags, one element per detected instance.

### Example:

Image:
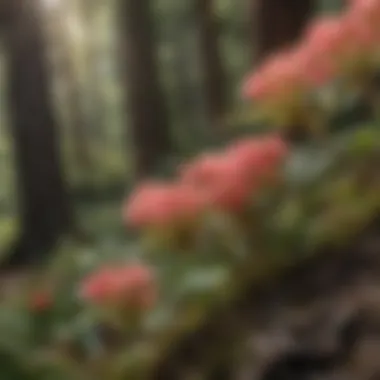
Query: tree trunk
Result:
<box><xmin>195</xmin><ymin>0</ymin><xmax>228</xmax><ymax>130</ymax></box>
<box><xmin>119</xmin><ymin>0</ymin><xmax>173</xmax><ymax>178</ymax></box>
<box><xmin>253</xmin><ymin>0</ymin><xmax>314</xmax><ymax>62</ymax></box>
<box><xmin>172</xmin><ymin>11</ymin><xmax>200</xmax><ymax>130</ymax></box>
<box><xmin>1</xmin><ymin>0</ymin><xmax>73</xmax><ymax>270</ymax></box>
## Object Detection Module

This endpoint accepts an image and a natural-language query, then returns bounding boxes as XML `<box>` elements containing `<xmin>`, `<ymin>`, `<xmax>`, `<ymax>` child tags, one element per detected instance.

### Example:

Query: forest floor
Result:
<box><xmin>1</xmin><ymin>200</ymin><xmax>380</xmax><ymax>380</ymax></box>
<box><xmin>154</xmin><ymin>218</ymin><xmax>380</xmax><ymax>380</ymax></box>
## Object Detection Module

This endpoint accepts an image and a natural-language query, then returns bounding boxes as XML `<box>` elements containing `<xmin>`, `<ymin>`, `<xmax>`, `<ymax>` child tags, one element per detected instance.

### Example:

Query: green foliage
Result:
<box><xmin>0</xmin><ymin>123</ymin><xmax>378</xmax><ymax>379</ymax></box>
<box><xmin>0</xmin><ymin>0</ymin><xmax>379</xmax><ymax>379</ymax></box>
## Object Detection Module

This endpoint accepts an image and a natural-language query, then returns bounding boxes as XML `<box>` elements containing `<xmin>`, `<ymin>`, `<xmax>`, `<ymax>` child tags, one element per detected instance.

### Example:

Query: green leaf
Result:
<box><xmin>143</xmin><ymin>306</ymin><xmax>176</xmax><ymax>335</ymax></box>
<box><xmin>284</xmin><ymin>148</ymin><xmax>337</xmax><ymax>187</ymax></box>
<box><xmin>175</xmin><ymin>266</ymin><xmax>230</xmax><ymax>301</ymax></box>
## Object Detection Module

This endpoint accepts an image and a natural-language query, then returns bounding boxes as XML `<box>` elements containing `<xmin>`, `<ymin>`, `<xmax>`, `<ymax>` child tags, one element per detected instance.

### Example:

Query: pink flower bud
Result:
<box><xmin>123</xmin><ymin>181</ymin><xmax>206</xmax><ymax>229</ymax></box>
<box><xmin>81</xmin><ymin>264</ymin><xmax>157</xmax><ymax>311</ymax></box>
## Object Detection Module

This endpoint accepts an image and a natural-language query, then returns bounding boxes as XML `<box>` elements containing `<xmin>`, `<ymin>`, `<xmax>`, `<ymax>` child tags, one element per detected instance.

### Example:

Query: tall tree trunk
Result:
<box><xmin>1</xmin><ymin>0</ymin><xmax>73</xmax><ymax>270</ymax></box>
<box><xmin>119</xmin><ymin>0</ymin><xmax>173</xmax><ymax>178</ymax></box>
<box><xmin>253</xmin><ymin>0</ymin><xmax>314</xmax><ymax>62</ymax></box>
<box><xmin>195</xmin><ymin>0</ymin><xmax>228</xmax><ymax>129</ymax></box>
<box><xmin>172</xmin><ymin>10</ymin><xmax>200</xmax><ymax>130</ymax></box>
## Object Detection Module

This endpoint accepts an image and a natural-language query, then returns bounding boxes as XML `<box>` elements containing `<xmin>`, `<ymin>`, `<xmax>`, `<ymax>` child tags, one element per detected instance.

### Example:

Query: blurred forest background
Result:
<box><xmin>0</xmin><ymin>0</ymin><xmax>344</xmax><ymax>265</ymax></box>
<box><xmin>1</xmin><ymin>0</ymin><xmax>380</xmax><ymax>379</ymax></box>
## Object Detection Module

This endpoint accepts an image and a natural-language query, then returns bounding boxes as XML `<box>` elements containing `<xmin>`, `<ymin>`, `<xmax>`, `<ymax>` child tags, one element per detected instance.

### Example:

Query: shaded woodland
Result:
<box><xmin>0</xmin><ymin>0</ymin><xmax>378</xmax><ymax>379</ymax></box>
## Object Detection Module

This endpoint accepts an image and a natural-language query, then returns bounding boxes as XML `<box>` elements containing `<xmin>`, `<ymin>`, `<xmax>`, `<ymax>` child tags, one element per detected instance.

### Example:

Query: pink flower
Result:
<box><xmin>123</xmin><ymin>181</ymin><xmax>206</xmax><ymax>229</ymax></box>
<box><xmin>242</xmin><ymin>45</ymin><xmax>333</xmax><ymax>102</ymax></box>
<box><xmin>180</xmin><ymin>136</ymin><xmax>288</xmax><ymax>212</ymax></box>
<box><xmin>349</xmin><ymin>1</ymin><xmax>380</xmax><ymax>44</ymax></box>
<box><xmin>181</xmin><ymin>152</ymin><xmax>238</xmax><ymax>185</ymax></box>
<box><xmin>295</xmin><ymin>42</ymin><xmax>336</xmax><ymax>86</ymax></box>
<box><xmin>242</xmin><ymin>64</ymin><xmax>274</xmax><ymax>100</ymax></box>
<box><xmin>305</xmin><ymin>11</ymin><xmax>378</xmax><ymax>65</ymax></box>
<box><xmin>227</xmin><ymin>135</ymin><xmax>288</xmax><ymax>184</ymax></box>
<box><xmin>30</xmin><ymin>291</ymin><xmax>52</xmax><ymax>312</ymax></box>
<box><xmin>242</xmin><ymin>50</ymin><xmax>307</xmax><ymax>101</ymax></box>
<box><xmin>342</xmin><ymin>5</ymin><xmax>379</xmax><ymax>54</ymax></box>
<box><xmin>242</xmin><ymin>0</ymin><xmax>379</xmax><ymax>103</ymax></box>
<box><xmin>255</xmin><ymin>135</ymin><xmax>289</xmax><ymax>168</ymax></box>
<box><xmin>349</xmin><ymin>0</ymin><xmax>380</xmax><ymax>18</ymax></box>
<box><xmin>81</xmin><ymin>264</ymin><xmax>157</xmax><ymax>311</ymax></box>
<box><xmin>305</xmin><ymin>16</ymin><xmax>347</xmax><ymax>57</ymax></box>
<box><xmin>180</xmin><ymin>152</ymin><xmax>252</xmax><ymax>212</ymax></box>
<box><xmin>302</xmin><ymin>13</ymin><xmax>378</xmax><ymax>80</ymax></box>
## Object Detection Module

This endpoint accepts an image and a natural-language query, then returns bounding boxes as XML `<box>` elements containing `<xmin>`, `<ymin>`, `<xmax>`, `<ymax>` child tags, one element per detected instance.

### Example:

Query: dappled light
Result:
<box><xmin>0</xmin><ymin>0</ymin><xmax>379</xmax><ymax>379</ymax></box>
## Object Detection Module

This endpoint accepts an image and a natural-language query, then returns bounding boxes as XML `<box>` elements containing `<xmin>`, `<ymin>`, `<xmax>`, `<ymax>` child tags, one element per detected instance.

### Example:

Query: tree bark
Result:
<box><xmin>0</xmin><ymin>0</ymin><xmax>73</xmax><ymax>270</ymax></box>
<box><xmin>253</xmin><ymin>0</ymin><xmax>315</xmax><ymax>62</ymax></box>
<box><xmin>195</xmin><ymin>0</ymin><xmax>228</xmax><ymax>129</ymax></box>
<box><xmin>171</xmin><ymin>9</ymin><xmax>200</xmax><ymax>130</ymax></box>
<box><xmin>119</xmin><ymin>0</ymin><xmax>173</xmax><ymax>178</ymax></box>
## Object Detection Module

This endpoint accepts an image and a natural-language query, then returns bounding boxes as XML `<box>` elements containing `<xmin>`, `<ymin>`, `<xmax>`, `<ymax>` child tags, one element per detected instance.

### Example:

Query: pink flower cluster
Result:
<box><xmin>124</xmin><ymin>135</ymin><xmax>287</xmax><ymax>229</ymax></box>
<box><xmin>124</xmin><ymin>181</ymin><xmax>205</xmax><ymax>229</ymax></box>
<box><xmin>80</xmin><ymin>264</ymin><xmax>156</xmax><ymax>311</ymax></box>
<box><xmin>79</xmin><ymin>136</ymin><xmax>286</xmax><ymax>314</ymax></box>
<box><xmin>243</xmin><ymin>0</ymin><xmax>380</xmax><ymax>102</ymax></box>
